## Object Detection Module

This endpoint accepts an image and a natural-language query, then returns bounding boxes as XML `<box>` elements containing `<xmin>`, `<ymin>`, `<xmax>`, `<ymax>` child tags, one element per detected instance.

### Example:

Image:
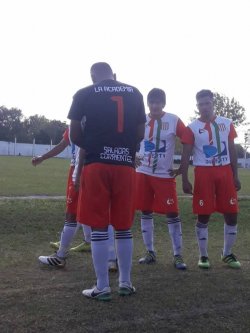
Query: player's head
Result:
<box><xmin>90</xmin><ymin>62</ymin><xmax>115</xmax><ymax>83</ymax></box>
<box><xmin>196</xmin><ymin>89</ymin><xmax>214</xmax><ymax>120</ymax></box>
<box><xmin>147</xmin><ymin>88</ymin><xmax>166</xmax><ymax>118</ymax></box>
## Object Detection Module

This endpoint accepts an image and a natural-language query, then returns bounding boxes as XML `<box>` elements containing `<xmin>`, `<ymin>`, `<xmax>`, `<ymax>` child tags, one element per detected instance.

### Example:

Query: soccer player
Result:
<box><xmin>35</xmin><ymin>128</ymin><xmax>92</xmax><ymax>268</ymax></box>
<box><xmin>136</xmin><ymin>88</ymin><xmax>187</xmax><ymax>270</ymax></box>
<box><xmin>68</xmin><ymin>62</ymin><xmax>146</xmax><ymax>301</ymax></box>
<box><xmin>180</xmin><ymin>89</ymin><xmax>241</xmax><ymax>269</ymax></box>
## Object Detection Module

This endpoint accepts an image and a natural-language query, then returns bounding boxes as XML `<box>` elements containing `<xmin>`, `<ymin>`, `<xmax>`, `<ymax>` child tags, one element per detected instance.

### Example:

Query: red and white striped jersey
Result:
<box><xmin>181</xmin><ymin>116</ymin><xmax>237</xmax><ymax>166</ymax></box>
<box><xmin>137</xmin><ymin>112</ymin><xmax>185</xmax><ymax>178</ymax></box>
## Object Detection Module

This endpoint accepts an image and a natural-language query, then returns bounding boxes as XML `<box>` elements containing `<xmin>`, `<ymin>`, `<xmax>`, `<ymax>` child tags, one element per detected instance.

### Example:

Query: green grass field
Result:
<box><xmin>1</xmin><ymin>156</ymin><xmax>250</xmax><ymax>196</ymax></box>
<box><xmin>1</xmin><ymin>156</ymin><xmax>250</xmax><ymax>332</ymax></box>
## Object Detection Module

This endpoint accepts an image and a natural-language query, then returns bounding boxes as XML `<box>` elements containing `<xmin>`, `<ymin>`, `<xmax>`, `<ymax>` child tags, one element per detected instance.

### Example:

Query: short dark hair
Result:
<box><xmin>147</xmin><ymin>88</ymin><xmax>166</xmax><ymax>105</ymax></box>
<box><xmin>196</xmin><ymin>89</ymin><xmax>213</xmax><ymax>101</ymax></box>
<box><xmin>90</xmin><ymin>62</ymin><xmax>113</xmax><ymax>75</ymax></box>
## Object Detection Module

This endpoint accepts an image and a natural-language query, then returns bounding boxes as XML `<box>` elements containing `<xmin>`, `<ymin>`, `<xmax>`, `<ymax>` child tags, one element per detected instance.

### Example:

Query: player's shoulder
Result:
<box><xmin>215</xmin><ymin>115</ymin><xmax>232</xmax><ymax>124</ymax></box>
<box><xmin>73</xmin><ymin>84</ymin><xmax>94</xmax><ymax>99</ymax></box>
<box><xmin>116</xmin><ymin>80</ymin><xmax>143</xmax><ymax>96</ymax></box>
<box><xmin>164</xmin><ymin>112</ymin><xmax>180</xmax><ymax>121</ymax></box>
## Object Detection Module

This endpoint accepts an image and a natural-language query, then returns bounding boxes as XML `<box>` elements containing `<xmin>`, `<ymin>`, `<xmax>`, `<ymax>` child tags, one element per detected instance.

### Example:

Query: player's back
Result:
<box><xmin>80</xmin><ymin>79</ymin><xmax>145</xmax><ymax>166</ymax></box>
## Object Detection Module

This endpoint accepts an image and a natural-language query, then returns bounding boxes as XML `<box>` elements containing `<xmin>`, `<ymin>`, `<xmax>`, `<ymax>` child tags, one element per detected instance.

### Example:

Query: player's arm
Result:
<box><xmin>136</xmin><ymin>123</ymin><xmax>145</xmax><ymax>146</ymax></box>
<box><xmin>169</xmin><ymin>118</ymin><xmax>186</xmax><ymax>177</ymax></box>
<box><xmin>180</xmin><ymin>143</ymin><xmax>193</xmax><ymax>194</ymax></box>
<box><xmin>179</xmin><ymin>125</ymin><xmax>194</xmax><ymax>194</ymax></box>
<box><xmin>70</xmin><ymin>120</ymin><xmax>85</xmax><ymax>149</ymax></box>
<box><xmin>31</xmin><ymin>138</ymin><xmax>69</xmax><ymax>166</ymax></box>
<box><xmin>228</xmin><ymin>139</ymin><xmax>241</xmax><ymax>191</ymax></box>
<box><xmin>73</xmin><ymin>148</ymin><xmax>86</xmax><ymax>191</ymax></box>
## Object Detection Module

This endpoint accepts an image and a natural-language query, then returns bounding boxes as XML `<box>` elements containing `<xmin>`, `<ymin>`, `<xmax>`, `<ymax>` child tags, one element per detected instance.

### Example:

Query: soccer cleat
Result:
<box><xmin>82</xmin><ymin>286</ymin><xmax>111</xmax><ymax>301</ymax></box>
<box><xmin>70</xmin><ymin>242</ymin><xmax>91</xmax><ymax>252</ymax></box>
<box><xmin>173</xmin><ymin>255</ymin><xmax>187</xmax><ymax>270</ymax></box>
<box><xmin>221</xmin><ymin>253</ymin><xmax>241</xmax><ymax>269</ymax></box>
<box><xmin>118</xmin><ymin>283</ymin><xmax>136</xmax><ymax>296</ymax></box>
<box><xmin>49</xmin><ymin>241</ymin><xmax>60</xmax><ymax>250</ymax></box>
<box><xmin>198</xmin><ymin>256</ymin><xmax>210</xmax><ymax>269</ymax></box>
<box><xmin>108</xmin><ymin>260</ymin><xmax>118</xmax><ymax>272</ymax></box>
<box><xmin>139</xmin><ymin>250</ymin><xmax>156</xmax><ymax>264</ymax></box>
<box><xmin>38</xmin><ymin>253</ymin><xmax>66</xmax><ymax>268</ymax></box>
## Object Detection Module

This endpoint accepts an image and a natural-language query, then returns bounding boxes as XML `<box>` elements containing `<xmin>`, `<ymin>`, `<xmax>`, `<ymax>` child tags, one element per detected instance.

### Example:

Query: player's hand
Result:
<box><xmin>73</xmin><ymin>177</ymin><xmax>80</xmax><ymax>192</ymax></box>
<box><xmin>31</xmin><ymin>156</ymin><xmax>43</xmax><ymax>166</ymax></box>
<box><xmin>168</xmin><ymin>167</ymin><xmax>182</xmax><ymax>178</ymax></box>
<box><xmin>182</xmin><ymin>179</ymin><xmax>193</xmax><ymax>194</ymax></box>
<box><xmin>135</xmin><ymin>153</ymin><xmax>143</xmax><ymax>168</ymax></box>
<box><xmin>234</xmin><ymin>176</ymin><xmax>241</xmax><ymax>191</ymax></box>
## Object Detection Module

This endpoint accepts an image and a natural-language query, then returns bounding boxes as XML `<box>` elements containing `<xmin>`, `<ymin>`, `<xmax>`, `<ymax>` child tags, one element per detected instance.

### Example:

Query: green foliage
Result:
<box><xmin>0</xmin><ymin>106</ymin><xmax>67</xmax><ymax>144</ymax></box>
<box><xmin>192</xmin><ymin>92</ymin><xmax>246</xmax><ymax>127</ymax></box>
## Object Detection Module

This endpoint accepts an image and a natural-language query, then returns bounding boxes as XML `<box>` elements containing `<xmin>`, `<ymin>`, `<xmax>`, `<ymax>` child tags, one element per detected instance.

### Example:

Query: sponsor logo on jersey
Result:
<box><xmin>144</xmin><ymin>140</ymin><xmax>166</xmax><ymax>153</ymax></box>
<box><xmin>218</xmin><ymin>123</ymin><xmax>226</xmax><ymax>131</ymax></box>
<box><xmin>203</xmin><ymin>141</ymin><xmax>227</xmax><ymax>158</ymax></box>
<box><xmin>161</xmin><ymin>122</ymin><xmax>169</xmax><ymax>130</ymax></box>
<box><xmin>199</xmin><ymin>128</ymin><xmax>206</xmax><ymax>134</ymax></box>
<box><xmin>230</xmin><ymin>198</ymin><xmax>237</xmax><ymax>205</ymax></box>
<box><xmin>166</xmin><ymin>198</ymin><xmax>174</xmax><ymax>205</ymax></box>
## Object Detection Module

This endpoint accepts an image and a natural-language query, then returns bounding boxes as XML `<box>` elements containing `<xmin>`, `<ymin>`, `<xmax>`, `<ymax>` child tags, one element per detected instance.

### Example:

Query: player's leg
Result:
<box><xmin>136</xmin><ymin>173</ymin><xmax>156</xmax><ymax>264</ymax></box>
<box><xmin>70</xmin><ymin>224</ymin><xmax>91</xmax><ymax>252</ymax></box>
<box><xmin>167</xmin><ymin>212</ymin><xmax>186</xmax><ymax>270</ymax></box>
<box><xmin>108</xmin><ymin>225</ymin><xmax>118</xmax><ymax>272</ymax></box>
<box><xmin>111</xmin><ymin>165</ymin><xmax>136</xmax><ymax>296</ymax></box>
<box><xmin>139</xmin><ymin>211</ymin><xmax>156</xmax><ymax>264</ymax></box>
<box><xmin>216</xmin><ymin>165</ymin><xmax>240</xmax><ymax>268</ymax></box>
<box><xmin>80</xmin><ymin>164</ymin><xmax>111</xmax><ymax>301</ymax></box>
<box><xmin>196</xmin><ymin>214</ymin><xmax>210</xmax><ymax>268</ymax></box>
<box><xmin>193</xmin><ymin>167</ymin><xmax>216</xmax><ymax>269</ymax></box>
<box><xmin>39</xmin><ymin>167</ymin><xmax>78</xmax><ymax>267</ymax></box>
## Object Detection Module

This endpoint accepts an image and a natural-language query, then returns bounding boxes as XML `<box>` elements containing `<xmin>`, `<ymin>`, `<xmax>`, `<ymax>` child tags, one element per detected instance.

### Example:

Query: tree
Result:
<box><xmin>192</xmin><ymin>92</ymin><xmax>246</xmax><ymax>127</ymax></box>
<box><xmin>0</xmin><ymin>106</ymin><xmax>24</xmax><ymax>141</ymax></box>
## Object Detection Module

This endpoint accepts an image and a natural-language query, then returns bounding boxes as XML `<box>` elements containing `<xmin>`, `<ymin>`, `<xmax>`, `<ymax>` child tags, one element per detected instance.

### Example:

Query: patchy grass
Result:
<box><xmin>0</xmin><ymin>156</ymin><xmax>68</xmax><ymax>196</ymax></box>
<box><xmin>1</xmin><ymin>156</ymin><xmax>250</xmax><ymax>197</ymax></box>
<box><xmin>1</xmin><ymin>199</ymin><xmax>250</xmax><ymax>332</ymax></box>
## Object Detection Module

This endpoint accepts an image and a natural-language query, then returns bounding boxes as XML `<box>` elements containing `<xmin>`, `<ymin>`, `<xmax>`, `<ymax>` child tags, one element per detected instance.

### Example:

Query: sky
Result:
<box><xmin>0</xmin><ymin>0</ymin><xmax>249</xmax><ymax>144</ymax></box>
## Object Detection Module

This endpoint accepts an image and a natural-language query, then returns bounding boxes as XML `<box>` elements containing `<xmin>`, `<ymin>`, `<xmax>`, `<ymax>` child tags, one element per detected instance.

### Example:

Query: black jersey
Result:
<box><xmin>68</xmin><ymin>79</ymin><xmax>146</xmax><ymax>167</ymax></box>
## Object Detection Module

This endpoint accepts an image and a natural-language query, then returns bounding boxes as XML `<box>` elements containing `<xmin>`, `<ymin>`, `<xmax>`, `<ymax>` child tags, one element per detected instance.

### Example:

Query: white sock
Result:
<box><xmin>115</xmin><ymin>230</ymin><xmax>133</xmax><ymax>286</ymax></box>
<box><xmin>91</xmin><ymin>231</ymin><xmax>109</xmax><ymax>290</ymax></box>
<box><xmin>141</xmin><ymin>214</ymin><xmax>154</xmax><ymax>252</ymax></box>
<box><xmin>195</xmin><ymin>222</ymin><xmax>208</xmax><ymax>257</ymax></box>
<box><xmin>223</xmin><ymin>224</ymin><xmax>237</xmax><ymax>256</ymax></box>
<box><xmin>57</xmin><ymin>221</ymin><xmax>77</xmax><ymax>258</ymax></box>
<box><xmin>108</xmin><ymin>225</ymin><xmax>116</xmax><ymax>261</ymax></box>
<box><xmin>167</xmin><ymin>216</ymin><xmax>182</xmax><ymax>256</ymax></box>
<box><xmin>82</xmin><ymin>224</ymin><xmax>91</xmax><ymax>243</ymax></box>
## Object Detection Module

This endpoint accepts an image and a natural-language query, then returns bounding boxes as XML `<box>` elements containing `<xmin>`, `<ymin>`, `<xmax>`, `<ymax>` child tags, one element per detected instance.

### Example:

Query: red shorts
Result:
<box><xmin>135</xmin><ymin>172</ymin><xmax>178</xmax><ymax>214</ymax></box>
<box><xmin>193</xmin><ymin>165</ymin><xmax>238</xmax><ymax>215</ymax></box>
<box><xmin>66</xmin><ymin>166</ymin><xmax>79</xmax><ymax>215</ymax></box>
<box><xmin>77</xmin><ymin>163</ymin><xmax>136</xmax><ymax>230</ymax></box>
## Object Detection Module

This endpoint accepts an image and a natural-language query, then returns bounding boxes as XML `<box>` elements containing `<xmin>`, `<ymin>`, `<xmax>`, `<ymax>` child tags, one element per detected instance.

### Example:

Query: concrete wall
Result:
<box><xmin>0</xmin><ymin>140</ymin><xmax>71</xmax><ymax>159</ymax></box>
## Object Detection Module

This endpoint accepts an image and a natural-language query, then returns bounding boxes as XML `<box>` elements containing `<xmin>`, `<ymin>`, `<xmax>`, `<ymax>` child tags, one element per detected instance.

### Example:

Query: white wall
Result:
<box><xmin>0</xmin><ymin>140</ymin><xmax>71</xmax><ymax>159</ymax></box>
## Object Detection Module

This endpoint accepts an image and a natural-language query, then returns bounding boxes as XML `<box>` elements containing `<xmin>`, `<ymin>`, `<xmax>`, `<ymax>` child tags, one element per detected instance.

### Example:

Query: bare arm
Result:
<box><xmin>31</xmin><ymin>138</ymin><xmax>69</xmax><ymax>166</ymax></box>
<box><xmin>180</xmin><ymin>144</ymin><xmax>193</xmax><ymax>194</ymax></box>
<box><xmin>73</xmin><ymin>148</ymin><xmax>86</xmax><ymax>191</ymax></box>
<box><xmin>228</xmin><ymin>139</ymin><xmax>241</xmax><ymax>191</ymax></box>
<box><xmin>136</xmin><ymin>123</ymin><xmax>145</xmax><ymax>146</ymax></box>
<box><xmin>70</xmin><ymin>120</ymin><xmax>84</xmax><ymax>149</ymax></box>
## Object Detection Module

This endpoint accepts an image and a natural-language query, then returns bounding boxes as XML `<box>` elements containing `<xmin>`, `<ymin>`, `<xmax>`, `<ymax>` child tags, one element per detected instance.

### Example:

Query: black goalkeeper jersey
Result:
<box><xmin>68</xmin><ymin>79</ymin><xmax>146</xmax><ymax>167</ymax></box>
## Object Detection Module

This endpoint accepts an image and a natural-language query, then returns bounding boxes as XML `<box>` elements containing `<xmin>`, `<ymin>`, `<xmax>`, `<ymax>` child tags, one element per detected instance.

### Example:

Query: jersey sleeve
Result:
<box><xmin>228</xmin><ymin>122</ymin><xmax>237</xmax><ymax>141</ymax></box>
<box><xmin>136</xmin><ymin>93</ymin><xmax>146</xmax><ymax>124</ymax></box>
<box><xmin>176</xmin><ymin>118</ymin><xmax>186</xmax><ymax>139</ymax></box>
<box><xmin>67</xmin><ymin>89</ymin><xmax>88</xmax><ymax>121</ymax></box>
<box><xmin>63</xmin><ymin>128</ymin><xmax>70</xmax><ymax>144</ymax></box>
<box><xmin>181</xmin><ymin>126</ymin><xmax>195</xmax><ymax>145</ymax></box>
